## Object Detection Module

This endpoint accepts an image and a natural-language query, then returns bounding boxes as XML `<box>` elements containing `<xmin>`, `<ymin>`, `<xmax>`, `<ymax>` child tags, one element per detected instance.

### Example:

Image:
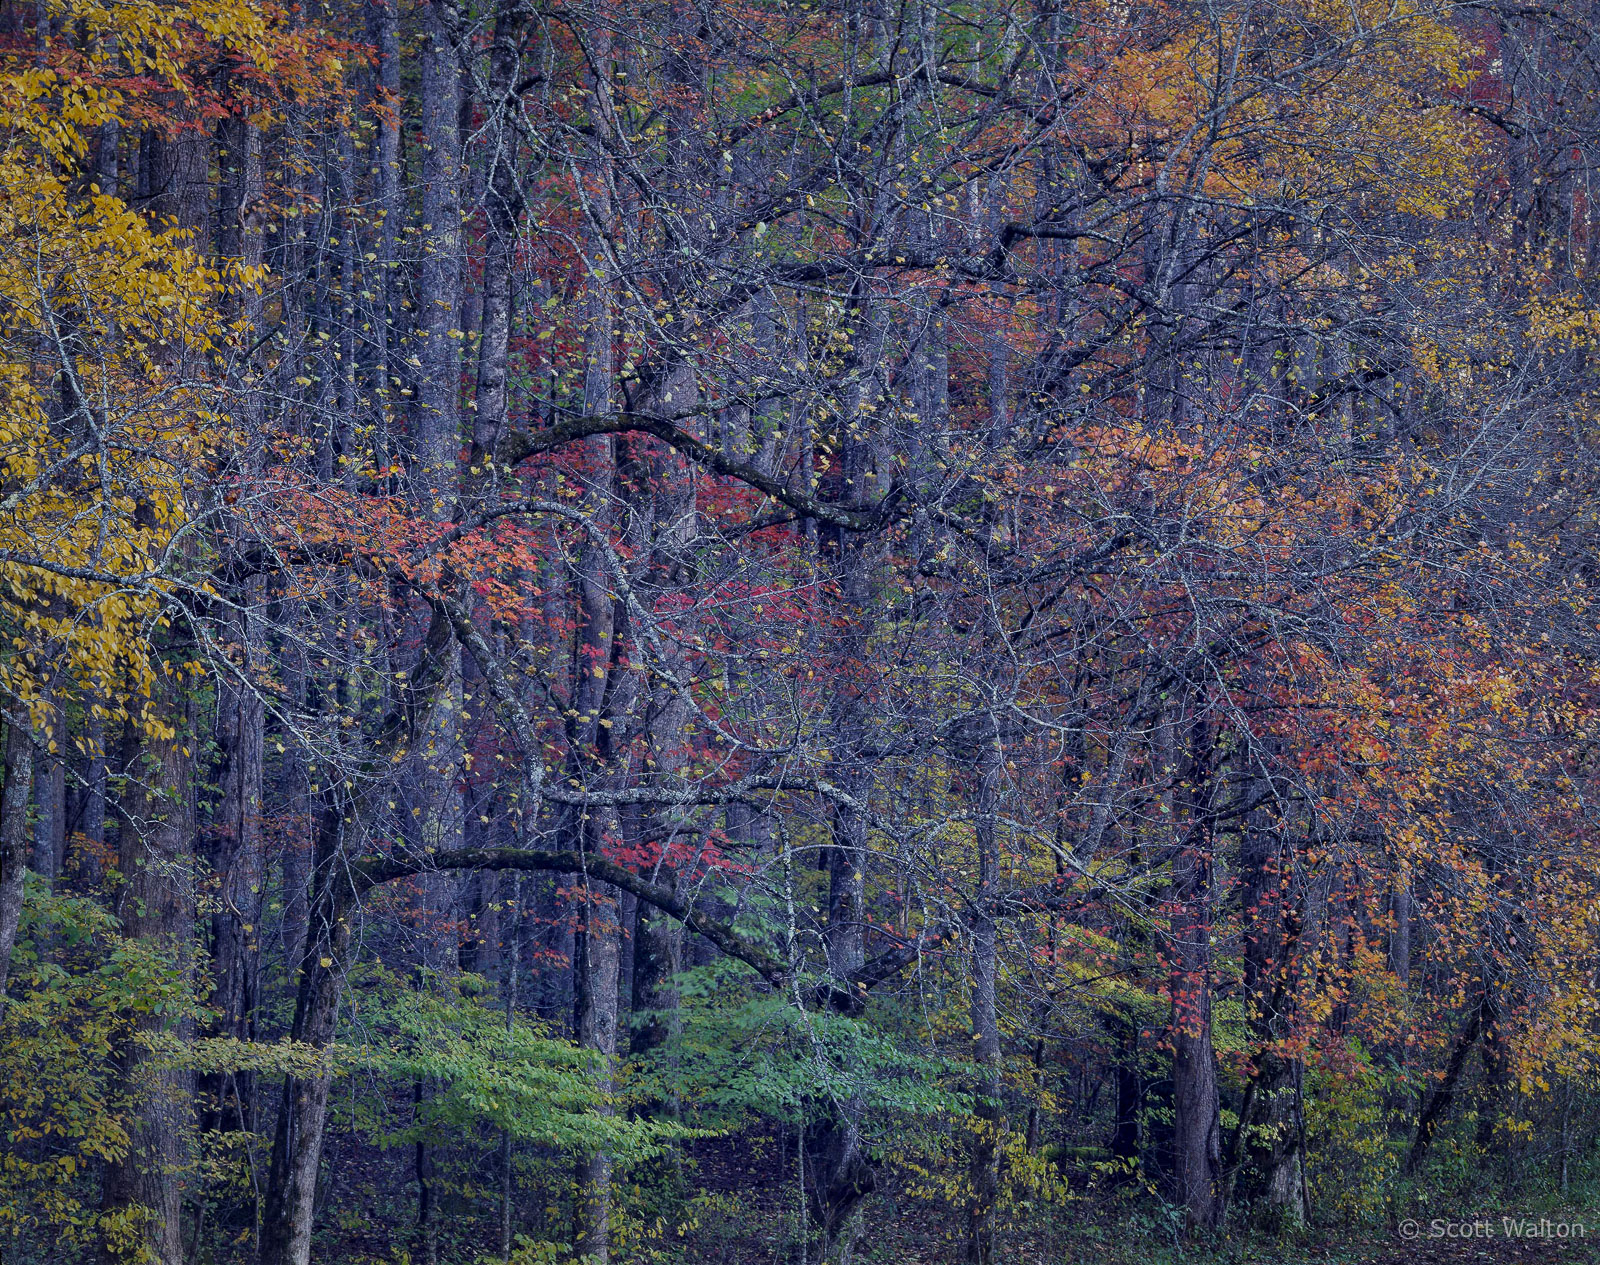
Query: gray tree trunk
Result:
<box><xmin>102</xmin><ymin>694</ymin><xmax>197</xmax><ymax>1265</ymax></box>
<box><xmin>0</xmin><ymin>719</ymin><xmax>36</xmax><ymax>1010</ymax></box>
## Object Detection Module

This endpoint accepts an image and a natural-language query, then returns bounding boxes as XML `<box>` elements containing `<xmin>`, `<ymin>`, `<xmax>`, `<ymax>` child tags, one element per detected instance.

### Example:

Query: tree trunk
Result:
<box><xmin>260</xmin><ymin>798</ymin><xmax>357</xmax><ymax>1265</ymax></box>
<box><xmin>416</xmin><ymin>0</ymin><xmax>462</xmax><ymax>517</ymax></box>
<box><xmin>500</xmin><ymin>874</ymin><xmax>522</xmax><ymax>1260</ymax></box>
<box><xmin>966</xmin><ymin>732</ymin><xmax>1003</xmax><ymax>1265</ymax></box>
<box><xmin>1407</xmin><ymin>998</ymin><xmax>1486</xmax><ymax>1174</ymax></box>
<box><xmin>1231</xmin><ymin>801</ymin><xmax>1308</xmax><ymax>1228</ymax></box>
<box><xmin>102</xmin><ymin>691</ymin><xmax>197</xmax><ymax>1265</ymax></box>
<box><xmin>365</xmin><ymin>0</ymin><xmax>402</xmax><ymax>486</ymax></box>
<box><xmin>573</xmin><ymin>859</ymin><xmax>622</xmax><ymax>1264</ymax></box>
<box><xmin>0</xmin><ymin>718</ymin><xmax>35</xmax><ymax>1010</ymax></box>
<box><xmin>1166</xmin><ymin>716</ymin><xmax>1223</xmax><ymax>1233</ymax></box>
<box><xmin>1388</xmin><ymin>878</ymin><xmax>1411</xmax><ymax>983</ymax></box>
<box><xmin>414</xmin><ymin>1078</ymin><xmax>440</xmax><ymax>1265</ymax></box>
<box><xmin>468</xmin><ymin>0</ymin><xmax>529</xmax><ymax>491</ymax></box>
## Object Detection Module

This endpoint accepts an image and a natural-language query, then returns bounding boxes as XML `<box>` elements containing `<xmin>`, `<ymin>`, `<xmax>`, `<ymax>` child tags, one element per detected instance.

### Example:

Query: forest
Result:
<box><xmin>1</xmin><ymin>0</ymin><xmax>1599</xmax><ymax>1260</ymax></box>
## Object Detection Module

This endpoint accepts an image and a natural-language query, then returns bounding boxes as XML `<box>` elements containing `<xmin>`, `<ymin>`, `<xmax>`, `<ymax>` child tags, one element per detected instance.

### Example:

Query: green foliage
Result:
<box><xmin>0</xmin><ymin>881</ymin><xmax>191</xmax><ymax>1253</ymax></box>
<box><xmin>1303</xmin><ymin>1057</ymin><xmax>1404</xmax><ymax>1220</ymax></box>
<box><xmin>634</xmin><ymin>959</ymin><xmax>971</xmax><ymax>1132</ymax></box>
<box><xmin>342</xmin><ymin>967</ymin><xmax>685</xmax><ymax>1160</ymax></box>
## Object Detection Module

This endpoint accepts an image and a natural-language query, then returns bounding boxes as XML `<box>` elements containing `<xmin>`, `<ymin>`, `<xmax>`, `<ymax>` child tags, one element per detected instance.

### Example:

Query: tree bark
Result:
<box><xmin>101</xmin><ymin>689</ymin><xmax>197</xmax><ymax>1265</ymax></box>
<box><xmin>572</xmin><ymin>857</ymin><xmax>622</xmax><ymax>1264</ymax></box>
<box><xmin>1407</xmin><ymin>999</ymin><xmax>1487</xmax><ymax>1174</ymax></box>
<box><xmin>1166</xmin><ymin>716</ymin><xmax>1223</xmax><ymax>1233</ymax></box>
<box><xmin>260</xmin><ymin>798</ymin><xmax>358</xmax><ymax>1265</ymax></box>
<box><xmin>0</xmin><ymin>718</ymin><xmax>35</xmax><ymax>1011</ymax></box>
<box><xmin>966</xmin><ymin>730</ymin><xmax>1003</xmax><ymax>1265</ymax></box>
<box><xmin>1231</xmin><ymin>802</ymin><xmax>1308</xmax><ymax>1228</ymax></box>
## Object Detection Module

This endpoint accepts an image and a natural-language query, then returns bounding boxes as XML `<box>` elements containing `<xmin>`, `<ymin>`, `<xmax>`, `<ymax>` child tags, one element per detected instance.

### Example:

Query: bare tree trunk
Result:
<box><xmin>366</xmin><ymin>0</ymin><xmax>402</xmax><ymax>486</ymax></box>
<box><xmin>207</xmin><ymin>105</ymin><xmax>267</xmax><ymax>1142</ymax></box>
<box><xmin>414</xmin><ymin>1077</ymin><xmax>440</xmax><ymax>1265</ymax></box>
<box><xmin>468</xmin><ymin>0</ymin><xmax>529</xmax><ymax>491</ymax></box>
<box><xmin>261</xmin><ymin>799</ymin><xmax>357</xmax><ymax>1265</ymax></box>
<box><xmin>500</xmin><ymin>873</ymin><xmax>522</xmax><ymax>1261</ymax></box>
<box><xmin>1389</xmin><ymin>879</ymin><xmax>1411</xmax><ymax>983</ymax></box>
<box><xmin>0</xmin><ymin>718</ymin><xmax>35</xmax><ymax>1010</ymax></box>
<box><xmin>102</xmin><ymin>691</ymin><xmax>197</xmax><ymax>1265</ymax></box>
<box><xmin>1407</xmin><ymin>1000</ymin><xmax>1487</xmax><ymax>1174</ymax></box>
<box><xmin>409</xmin><ymin>34</ymin><xmax>465</xmax><ymax>1253</ymax></box>
<box><xmin>573</xmin><ymin>856</ymin><xmax>622</xmax><ymax>1264</ymax></box>
<box><xmin>30</xmin><ymin>682</ymin><xmax>63</xmax><ymax>881</ymax></box>
<box><xmin>92</xmin><ymin>41</ymin><xmax>121</xmax><ymax>195</ymax></box>
<box><xmin>416</xmin><ymin>0</ymin><xmax>462</xmax><ymax>517</ymax></box>
<box><xmin>966</xmin><ymin>731</ymin><xmax>1003</xmax><ymax>1265</ymax></box>
<box><xmin>1165</xmin><ymin>715</ymin><xmax>1223</xmax><ymax>1232</ymax></box>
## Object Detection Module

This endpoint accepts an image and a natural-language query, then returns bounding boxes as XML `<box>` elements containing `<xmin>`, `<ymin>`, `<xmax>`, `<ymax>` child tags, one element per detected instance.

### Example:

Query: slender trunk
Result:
<box><xmin>500</xmin><ymin>874</ymin><xmax>522</xmax><ymax>1261</ymax></box>
<box><xmin>1407</xmin><ymin>1000</ymin><xmax>1486</xmax><ymax>1173</ymax></box>
<box><xmin>1388</xmin><ymin>879</ymin><xmax>1411</xmax><ymax>983</ymax></box>
<box><xmin>573</xmin><ymin>857</ymin><xmax>621</xmax><ymax>1264</ymax></box>
<box><xmin>966</xmin><ymin>731</ymin><xmax>1002</xmax><ymax>1265</ymax></box>
<box><xmin>260</xmin><ymin>799</ymin><xmax>356</xmax><ymax>1265</ymax></box>
<box><xmin>414</xmin><ymin>1078</ymin><xmax>439</xmax><ymax>1265</ymax></box>
<box><xmin>569</xmin><ymin>78</ymin><xmax>621</xmax><ymax>1231</ymax></box>
<box><xmin>31</xmin><ymin>684</ymin><xmax>63</xmax><ymax>881</ymax></box>
<box><xmin>1170</xmin><ymin>905</ymin><xmax>1222</xmax><ymax>1233</ymax></box>
<box><xmin>0</xmin><ymin>719</ymin><xmax>35</xmax><ymax>1010</ymax></box>
<box><xmin>366</xmin><ymin>0</ymin><xmax>402</xmax><ymax>486</ymax></box>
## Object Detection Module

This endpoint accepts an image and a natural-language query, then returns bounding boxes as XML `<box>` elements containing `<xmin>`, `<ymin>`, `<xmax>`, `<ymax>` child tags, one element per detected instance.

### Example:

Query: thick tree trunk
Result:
<box><xmin>102</xmin><ymin>692</ymin><xmax>197</xmax><ymax>1265</ymax></box>
<box><xmin>416</xmin><ymin>0</ymin><xmax>465</xmax><ymax>925</ymax></box>
<box><xmin>801</xmin><ymin>1112</ymin><xmax>875</xmax><ymax>1257</ymax></box>
<box><xmin>147</xmin><ymin>124</ymin><xmax>210</xmax><ymax>236</ymax></box>
<box><xmin>1231</xmin><ymin>803</ymin><xmax>1308</xmax><ymax>1228</ymax></box>
<box><xmin>1166</xmin><ymin>717</ymin><xmax>1223</xmax><ymax>1233</ymax></box>
<box><xmin>416</xmin><ymin>0</ymin><xmax>462</xmax><ymax>517</ymax></box>
<box><xmin>468</xmin><ymin>0</ymin><xmax>529</xmax><ymax>491</ymax></box>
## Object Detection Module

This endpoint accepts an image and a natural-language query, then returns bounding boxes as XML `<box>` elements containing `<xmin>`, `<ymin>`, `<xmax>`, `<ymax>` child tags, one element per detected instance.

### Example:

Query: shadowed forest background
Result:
<box><xmin>3</xmin><ymin>0</ymin><xmax>1600</xmax><ymax>1260</ymax></box>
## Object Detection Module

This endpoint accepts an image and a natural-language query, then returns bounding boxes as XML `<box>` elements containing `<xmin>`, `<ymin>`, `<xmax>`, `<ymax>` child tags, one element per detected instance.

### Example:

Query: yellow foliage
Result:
<box><xmin>0</xmin><ymin>21</ymin><xmax>240</xmax><ymax>733</ymax></box>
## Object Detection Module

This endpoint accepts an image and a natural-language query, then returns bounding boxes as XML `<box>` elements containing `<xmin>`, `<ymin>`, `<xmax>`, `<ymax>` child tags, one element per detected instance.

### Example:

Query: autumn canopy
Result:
<box><xmin>1</xmin><ymin>0</ymin><xmax>1599</xmax><ymax>1261</ymax></box>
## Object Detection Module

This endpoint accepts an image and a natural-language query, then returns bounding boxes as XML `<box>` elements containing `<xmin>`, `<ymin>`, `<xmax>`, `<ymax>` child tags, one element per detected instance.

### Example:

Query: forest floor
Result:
<box><xmin>671</xmin><ymin>1133</ymin><xmax>1600</xmax><ymax>1265</ymax></box>
<box><xmin>1293</xmin><ymin>1236</ymin><xmax>1599</xmax><ymax>1265</ymax></box>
